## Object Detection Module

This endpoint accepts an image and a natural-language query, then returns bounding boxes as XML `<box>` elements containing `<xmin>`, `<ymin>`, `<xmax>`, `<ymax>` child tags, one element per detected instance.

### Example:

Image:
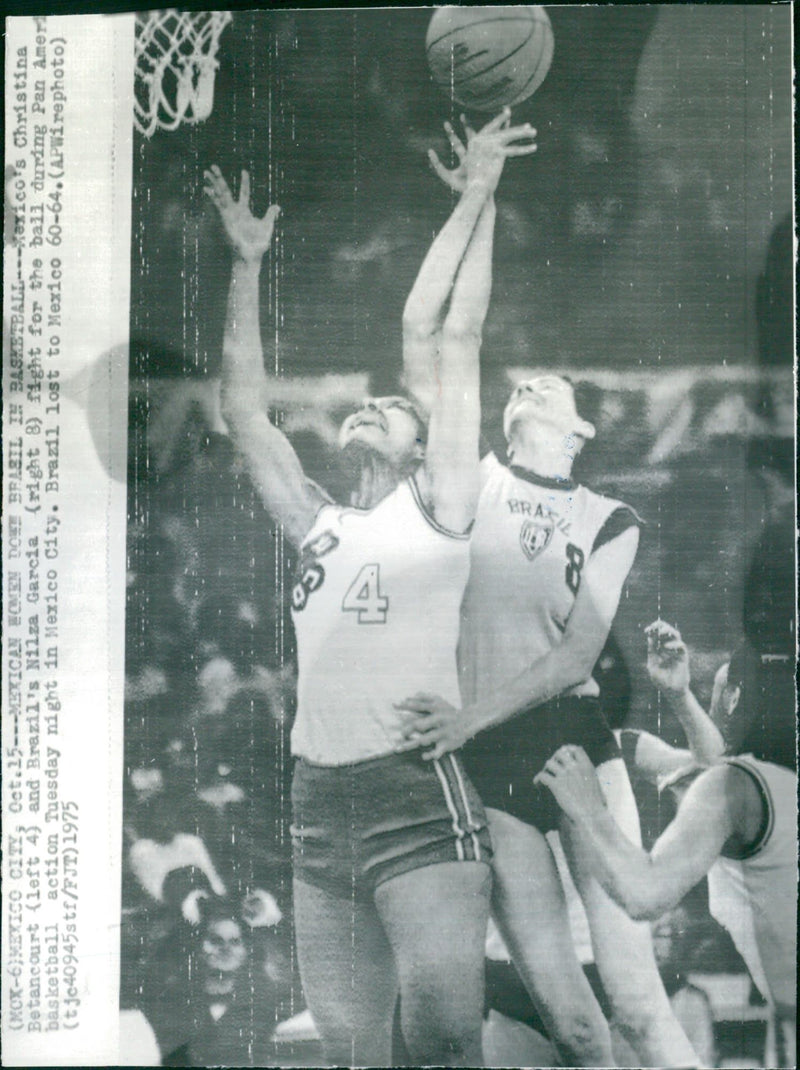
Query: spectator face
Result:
<box><xmin>197</xmin><ymin>656</ymin><xmax>238</xmax><ymax>715</ymax></box>
<box><xmin>202</xmin><ymin>918</ymin><xmax>247</xmax><ymax>974</ymax></box>
<box><xmin>130</xmin><ymin>766</ymin><xmax>164</xmax><ymax>802</ymax></box>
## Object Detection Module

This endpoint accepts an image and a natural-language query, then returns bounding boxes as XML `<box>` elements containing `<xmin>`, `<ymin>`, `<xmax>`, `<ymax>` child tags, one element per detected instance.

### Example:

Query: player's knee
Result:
<box><xmin>403</xmin><ymin>1010</ymin><xmax>481</xmax><ymax>1066</ymax></box>
<box><xmin>555</xmin><ymin>1008</ymin><xmax>608</xmax><ymax>1065</ymax></box>
<box><xmin>401</xmin><ymin>982</ymin><xmax>482</xmax><ymax>1064</ymax></box>
<box><xmin>607</xmin><ymin>986</ymin><xmax>664</xmax><ymax>1046</ymax></box>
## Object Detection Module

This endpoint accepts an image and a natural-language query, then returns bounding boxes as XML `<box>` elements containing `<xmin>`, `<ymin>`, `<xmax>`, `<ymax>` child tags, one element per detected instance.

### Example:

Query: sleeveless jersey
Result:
<box><xmin>707</xmin><ymin>756</ymin><xmax>797</xmax><ymax>1010</ymax></box>
<box><xmin>459</xmin><ymin>454</ymin><xmax>639</xmax><ymax>706</ymax></box>
<box><xmin>290</xmin><ymin>477</ymin><xmax>470</xmax><ymax>765</ymax></box>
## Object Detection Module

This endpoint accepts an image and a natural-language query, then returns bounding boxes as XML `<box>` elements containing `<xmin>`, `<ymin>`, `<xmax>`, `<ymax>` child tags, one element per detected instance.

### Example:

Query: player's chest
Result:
<box><xmin>472</xmin><ymin>485</ymin><xmax>591</xmax><ymax>598</ymax></box>
<box><xmin>291</xmin><ymin>509</ymin><xmax>454</xmax><ymax>623</ymax></box>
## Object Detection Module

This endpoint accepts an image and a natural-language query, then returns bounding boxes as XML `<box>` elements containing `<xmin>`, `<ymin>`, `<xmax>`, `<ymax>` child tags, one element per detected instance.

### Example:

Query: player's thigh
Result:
<box><xmin>293</xmin><ymin>876</ymin><xmax>397</xmax><ymax>1059</ymax></box>
<box><xmin>487</xmin><ymin>806</ymin><xmax>577</xmax><ymax>952</ymax></box>
<box><xmin>375</xmin><ymin>860</ymin><xmax>491</xmax><ymax>1016</ymax></box>
<box><xmin>488</xmin><ymin>808</ymin><xmax>610</xmax><ymax>1038</ymax></box>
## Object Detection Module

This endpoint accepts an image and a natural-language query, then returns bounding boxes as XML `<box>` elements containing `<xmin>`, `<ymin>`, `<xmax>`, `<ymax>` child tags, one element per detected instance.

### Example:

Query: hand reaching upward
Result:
<box><xmin>428</xmin><ymin>108</ymin><xmax>537</xmax><ymax>194</ymax></box>
<box><xmin>204</xmin><ymin>165</ymin><xmax>281</xmax><ymax>263</ymax></box>
<box><xmin>645</xmin><ymin>619</ymin><xmax>691</xmax><ymax>696</ymax></box>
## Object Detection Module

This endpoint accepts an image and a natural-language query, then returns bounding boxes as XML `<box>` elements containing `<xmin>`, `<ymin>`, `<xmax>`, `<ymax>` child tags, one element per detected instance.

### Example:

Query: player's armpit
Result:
<box><xmin>227</xmin><ymin>411</ymin><xmax>327</xmax><ymax>548</ymax></box>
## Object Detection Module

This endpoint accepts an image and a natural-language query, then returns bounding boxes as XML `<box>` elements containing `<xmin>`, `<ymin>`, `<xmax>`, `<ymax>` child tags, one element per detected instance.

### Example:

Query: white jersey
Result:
<box><xmin>459</xmin><ymin>453</ymin><xmax>639</xmax><ymax>705</ymax></box>
<box><xmin>290</xmin><ymin>477</ymin><xmax>470</xmax><ymax>765</ymax></box>
<box><xmin>707</xmin><ymin>756</ymin><xmax>797</xmax><ymax>1011</ymax></box>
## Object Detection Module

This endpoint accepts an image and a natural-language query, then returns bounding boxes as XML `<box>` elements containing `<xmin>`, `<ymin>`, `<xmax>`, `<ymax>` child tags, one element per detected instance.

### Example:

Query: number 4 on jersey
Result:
<box><xmin>343</xmin><ymin>564</ymin><xmax>389</xmax><ymax>624</ymax></box>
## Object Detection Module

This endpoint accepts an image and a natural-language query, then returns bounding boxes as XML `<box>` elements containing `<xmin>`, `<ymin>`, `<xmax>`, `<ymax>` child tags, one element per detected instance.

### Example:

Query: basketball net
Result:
<box><xmin>134</xmin><ymin>10</ymin><xmax>232</xmax><ymax>138</ymax></box>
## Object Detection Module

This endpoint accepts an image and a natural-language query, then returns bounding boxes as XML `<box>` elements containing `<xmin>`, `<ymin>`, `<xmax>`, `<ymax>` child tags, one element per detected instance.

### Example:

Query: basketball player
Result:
<box><xmin>399</xmin><ymin>120</ymin><xmax>699</xmax><ymax>1067</ymax></box>
<box><xmin>205</xmin><ymin>111</ymin><xmax>536</xmax><ymax>1067</ymax></box>
<box><xmin>538</xmin><ymin>620</ymin><xmax>797</xmax><ymax>1068</ymax></box>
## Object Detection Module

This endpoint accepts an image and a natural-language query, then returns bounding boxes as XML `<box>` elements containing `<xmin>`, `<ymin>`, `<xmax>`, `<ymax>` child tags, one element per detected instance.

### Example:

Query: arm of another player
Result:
<box><xmin>469</xmin><ymin>523</ymin><xmax>640</xmax><ymax>733</ymax></box>
<box><xmin>418</xmin><ymin>116</ymin><xmax>537</xmax><ymax>533</ymax></box>
<box><xmin>535</xmin><ymin>746</ymin><xmax>736</xmax><ymax>920</ymax></box>
<box><xmin>624</xmin><ymin>730</ymin><xmax>693</xmax><ymax>786</ymax></box>
<box><xmin>206</xmin><ymin>167</ymin><xmax>326</xmax><ymax>548</ymax></box>
<box><xmin>396</xmin><ymin>525</ymin><xmax>638</xmax><ymax>758</ymax></box>
<box><xmin>645</xmin><ymin>619</ymin><xmax>726</xmax><ymax>764</ymax></box>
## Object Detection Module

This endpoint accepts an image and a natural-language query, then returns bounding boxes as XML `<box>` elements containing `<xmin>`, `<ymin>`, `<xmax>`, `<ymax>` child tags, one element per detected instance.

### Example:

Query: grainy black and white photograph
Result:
<box><xmin>2</xmin><ymin>5</ymin><xmax>796</xmax><ymax>1068</ymax></box>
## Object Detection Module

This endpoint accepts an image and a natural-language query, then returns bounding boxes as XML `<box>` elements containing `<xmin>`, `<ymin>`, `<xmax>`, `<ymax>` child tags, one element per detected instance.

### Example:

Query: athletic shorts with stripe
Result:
<box><xmin>291</xmin><ymin>750</ymin><xmax>493</xmax><ymax>899</ymax></box>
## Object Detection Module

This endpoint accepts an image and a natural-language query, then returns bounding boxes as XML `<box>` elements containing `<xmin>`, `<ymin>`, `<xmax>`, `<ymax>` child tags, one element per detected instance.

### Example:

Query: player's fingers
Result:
<box><xmin>443</xmin><ymin>122</ymin><xmax>466</xmax><ymax>160</ymax></box>
<box><xmin>500</xmin><ymin>122</ymin><xmax>537</xmax><ymax>142</ymax></box>
<box><xmin>422</xmin><ymin>742</ymin><xmax>446</xmax><ymax>762</ymax></box>
<box><xmin>239</xmin><ymin>169</ymin><xmax>251</xmax><ymax>206</ymax></box>
<box><xmin>460</xmin><ymin>114</ymin><xmax>477</xmax><ymax>141</ymax></box>
<box><xmin>541</xmin><ymin>755</ymin><xmax>562</xmax><ymax>778</ymax></box>
<box><xmin>203</xmin><ymin>172</ymin><xmax>226</xmax><ymax>200</ymax></box>
<box><xmin>394</xmin><ymin>702</ymin><xmax>435</xmax><ymax>720</ymax></box>
<box><xmin>408</xmin><ymin>725</ymin><xmax>443</xmax><ymax>743</ymax></box>
<box><xmin>573</xmin><ymin>747</ymin><xmax>593</xmax><ymax>771</ymax></box>
<box><xmin>428</xmin><ymin>149</ymin><xmax>456</xmax><ymax>186</ymax></box>
<box><xmin>483</xmin><ymin>106</ymin><xmax>512</xmax><ymax>134</ymax></box>
<box><xmin>263</xmin><ymin>204</ymin><xmax>282</xmax><ymax>226</ymax></box>
<box><xmin>394</xmin><ymin>736</ymin><xmax>424</xmax><ymax>752</ymax></box>
<box><xmin>503</xmin><ymin>143</ymin><xmax>538</xmax><ymax>157</ymax></box>
<box><xmin>666</xmin><ymin>632</ymin><xmax>684</xmax><ymax>648</ymax></box>
<box><xmin>212</xmin><ymin>167</ymin><xmax>233</xmax><ymax>195</ymax></box>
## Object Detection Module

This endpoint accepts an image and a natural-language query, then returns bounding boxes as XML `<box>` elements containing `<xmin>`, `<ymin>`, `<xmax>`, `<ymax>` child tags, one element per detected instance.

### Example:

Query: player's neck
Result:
<box><xmin>350</xmin><ymin>453</ymin><xmax>403</xmax><ymax>509</ymax></box>
<box><xmin>509</xmin><ymin>436</ymin><xmax>576</xmax><ymax>482</ymax></box>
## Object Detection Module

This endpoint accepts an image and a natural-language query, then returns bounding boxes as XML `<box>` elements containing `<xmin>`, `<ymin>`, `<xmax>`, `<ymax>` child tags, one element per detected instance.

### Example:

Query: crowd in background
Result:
<box><xmin>119</xmin><ymin>390</ymin><xmax>793</xmax><ymax>1066</ymax></box>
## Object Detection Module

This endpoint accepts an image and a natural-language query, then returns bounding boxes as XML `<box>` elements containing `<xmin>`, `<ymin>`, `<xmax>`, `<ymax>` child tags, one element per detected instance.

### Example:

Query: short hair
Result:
<box><xmin>726</xmin><ymin>641</ymin><xmax>796</xmax><ymax>770</ymax></box>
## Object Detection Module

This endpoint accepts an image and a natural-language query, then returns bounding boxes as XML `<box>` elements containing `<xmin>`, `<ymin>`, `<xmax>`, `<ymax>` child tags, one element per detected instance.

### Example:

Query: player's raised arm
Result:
<box><xmin>205</xmin><ymin>167</ymin><xmax>326</xmax><ymax>548</ymax></box>
<box><xmin>416</xmin><ymin>115</ymin><xmax>537</xmax><ymax>534</ymax></box>
<box><xmin>402</xmin><ymin>111</ymin><xmax>536</xmax><ymax>413</ymax></box>
<box><xmin>535</xmin><ymin>745</ymin><xmax>736</xmax><ymax>920</ymax></box>
<box><xmin>645</xmin><ymin>620</ymin><xmax>726</xmax><ymax>764</ymax></box>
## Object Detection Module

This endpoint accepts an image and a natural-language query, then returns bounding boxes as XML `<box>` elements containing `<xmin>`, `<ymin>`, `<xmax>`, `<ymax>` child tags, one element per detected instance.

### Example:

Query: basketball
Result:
<box><xmin>426</xmin><ymin>6</ymin><xmax>554</xmax><ymax>113</ymax></box>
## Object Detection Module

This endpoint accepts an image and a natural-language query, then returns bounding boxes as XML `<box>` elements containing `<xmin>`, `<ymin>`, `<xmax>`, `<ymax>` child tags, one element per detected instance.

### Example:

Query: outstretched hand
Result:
<box><xmin>645</xmin><ymin>619</ymin><xmax>691</xmax><ymax>696</ymax></box>
<box><xmin>428</xmin><ymin>108</ymin><xmax>537</xmax><ymax>194</ymax></box>
<box><xmin>534</xmin><ymin>745</ymin><xmax>607</xmax><ymax>823</ymax></box>
<box><xmin>204</xmin><ymin>165</ymin><xmax>281</xmax><ymax>263</ymax></box>
<box><xmin>394</xmin><ymin>692</ymin><xmax>468</xmax><ymax>761</ymax></box>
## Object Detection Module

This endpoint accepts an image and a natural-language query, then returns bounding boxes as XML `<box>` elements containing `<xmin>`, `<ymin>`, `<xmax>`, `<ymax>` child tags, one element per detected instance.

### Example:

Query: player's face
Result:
<box><xmin>503</xmin><ymin>375</ymin><xmax>595</xmax><ymax>443</ymax></box>
<box><xmin>339</xmin><ymin>396</ymin><xmax>424</xmax><ymax>465</ymax></box>
<box><xmin>709</xmin><ymin>661</ymin><xmax>745</xmax><ymax>749</ymax></box>
<box><xmin>202</xmin><ymin>919</ymin><xmax>247</xmax><ymax>974</ymax></box>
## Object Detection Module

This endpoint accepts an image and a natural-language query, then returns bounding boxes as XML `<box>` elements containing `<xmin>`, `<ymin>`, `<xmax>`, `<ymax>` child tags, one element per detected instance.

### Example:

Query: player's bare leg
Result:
<box><xmin>561</xmin><ymin>758</ymin><xmax>700</xmax><ymax>1068</ymax></box>
<box><xmin>292</xmin><ymin>876</ymin><xmax>398</xmax><ymax>1066</ymax></box>
<box><xmin>375</xmin><ymin>861</ymin><xmax>491</xmax><ymax>1067</ymax></box>
<box><xmin>487</xmin><ymin>808</ymin><xmax>615</xmax><ymax>1067</ymax></box>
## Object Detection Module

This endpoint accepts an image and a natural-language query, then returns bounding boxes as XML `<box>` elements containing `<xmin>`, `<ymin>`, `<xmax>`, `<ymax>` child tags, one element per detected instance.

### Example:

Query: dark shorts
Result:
<box><xmin>462</xmin><ymin>696</ymin><xmax>621</xmax><ymax>833</ymax></box>
<box><xmin>291</xmin><ymin>750</ymin><xmax>492</xmax><ymax>900</ymax></box>
<box><xmin>485</xmin><ymin>959</ymin><xmax>609</xmax><ymax>1032</ymax></box>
